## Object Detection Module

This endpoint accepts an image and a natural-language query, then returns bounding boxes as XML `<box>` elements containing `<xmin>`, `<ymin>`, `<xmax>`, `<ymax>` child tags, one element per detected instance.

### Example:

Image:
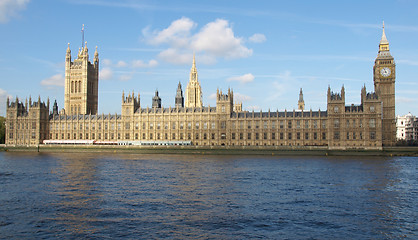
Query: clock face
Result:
<box><xmin>380</xmin><ymin>67</ymin><xmax>391</xmax><ymax>77</ymax></box>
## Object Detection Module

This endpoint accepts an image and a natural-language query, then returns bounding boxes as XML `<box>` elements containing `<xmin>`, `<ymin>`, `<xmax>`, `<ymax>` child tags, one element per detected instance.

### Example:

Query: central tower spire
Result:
<box><xmin>185</xmin><ymin>53</ymin><xmax>203</xmax><ymax>108</ymax></box>
<box><xmin>190</xmin><ymin>52</ymin><xmax>198</xmax><ymax>82</ymax></box>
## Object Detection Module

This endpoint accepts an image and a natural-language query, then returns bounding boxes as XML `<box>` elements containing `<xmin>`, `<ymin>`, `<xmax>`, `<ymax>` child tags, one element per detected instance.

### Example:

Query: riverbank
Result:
<box><xmin>1</xmin><ymin>144</ymin><xmax>418</xmax><ymax>156</ymax></box>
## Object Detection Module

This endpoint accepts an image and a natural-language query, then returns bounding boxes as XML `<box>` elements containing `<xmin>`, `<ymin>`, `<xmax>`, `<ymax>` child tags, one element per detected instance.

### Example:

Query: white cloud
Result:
<box><xmin>116</xmin><ymin>60</ymin><xmax>127</xmax><ymax>67</ymax></box>
<box><xmin>145</xmin><ymin>17</ymin><xmax>196</xmax><ymax>47</ymax></box>
<box><xmin>0</xmin><ymin>0</ymin><xmax>30</xmax><ymax>23</ymax></box>
<box><xmin>158</xmin><ymin>49</ymin><xmax>192</xmax><ymax>65</ymax></box>
<box><xmin>265</xmin><ymin>71</ymin><xmax>298</xmax><ymax>102</ymax></box>
<box><xmin>132</xmin><ymin>59</ymin><xmax>158</xmax><ymax>68</ymax></box>
<box><xmin>158</xmin><ymin>49</ymin><xmax>217</xmax><ymax>65</ymax></box>
<box><xmin>143</xmin><ymin>17</ymin><xmax>253</xmax><ymax>64</ymax></box>
<box><xmin>234</xmin><ymin>92</ymin><xmax>252</xmax><ymax>102</ymax></box>
<box><xmin>102</xmin><ymin>59</ymin><xmax>112</xmax><ymax>66</ymax></box>
<box><xmin>40</xmin><ymin>74</ymin><xmax>65</xmax><ymax>87</ymax></box>
<box><xmin>100</xmin><ymin>68</ymin><xmax>113</xmax><ymax>80</ymax></box>
<box><xmin>227</xmin><ymin>73</ymin><xmax>254</xmax><ymax>84</ymax></box>
<box><xmin>119</xmin><ymin>74</ymin><xmax>132</xmax><ymax>81</ymax></box>
<box><xmin>191</xmin><ymin>19</ymin><xmax>252</xmax><ymax>59</ymax></box>
<box><xmin>249</xmin><ymin>33</ymin><xmax>266</xmax><ymax>43</ymax></box>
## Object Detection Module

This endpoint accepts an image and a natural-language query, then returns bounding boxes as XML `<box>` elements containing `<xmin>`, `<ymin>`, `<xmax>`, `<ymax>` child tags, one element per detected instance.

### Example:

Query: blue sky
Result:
<box><xmin>1</xmin><ymin>0</ymin><xmax>417</xmax><ymax>116</ymax></box>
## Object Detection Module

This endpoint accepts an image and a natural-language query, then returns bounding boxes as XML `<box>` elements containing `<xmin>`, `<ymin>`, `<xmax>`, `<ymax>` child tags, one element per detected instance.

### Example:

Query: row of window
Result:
<box><xmin>9</xmin><ymin>122</ymin><xmax>37</xmax><ymax>130</ymax></box>
<box><xmin>333</xmin><ymin>106</ymin><xmax>376</xmax><ymax>113</ymax></box>
<box><xmin>9</xmin><ymin>132</ymin><xmax>37</xmax><ymax>140</ymax></box>
<box><xmin>333</xmin><ymin>119</ymin><xmax>376</xmax><ymax>128</ymax></box>
<box><xmin>333</xmin><ymin>131</ymin><xmax>376</xmax><ymax>140</ymax></box>
<box><xmin>8</xmin><ymin>132</ymin><xmax>46</xmax><ymax>141</ymax></box>
<box><xmin>49</xmin><ymin>131</ymin><xmax>329</xmax><ymax>142</ymax></box>
<box><xmin>49</xmin><ymin>120</ymin><xmax>332</xmax><ymax>131</ymax></box>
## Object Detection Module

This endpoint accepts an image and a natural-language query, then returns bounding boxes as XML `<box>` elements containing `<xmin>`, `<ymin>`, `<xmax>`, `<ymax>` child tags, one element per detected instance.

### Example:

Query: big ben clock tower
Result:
<box><xmin>373</xmin><ymin>22</ymin><xmax>396</xmax><ymax>146</ymax></box>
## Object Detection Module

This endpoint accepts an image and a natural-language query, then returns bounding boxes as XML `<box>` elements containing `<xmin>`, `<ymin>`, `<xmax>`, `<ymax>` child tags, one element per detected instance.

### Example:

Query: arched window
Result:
<box><xmin>71</xmin><ymin>81</ymin><xmax>74</xmax><ymax>93</ymax></box>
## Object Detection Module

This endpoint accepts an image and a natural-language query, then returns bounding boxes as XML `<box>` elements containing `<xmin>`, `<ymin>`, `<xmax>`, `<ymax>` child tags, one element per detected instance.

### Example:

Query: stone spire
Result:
<box><xmin>190</xmin><ymin>52</ymin><xmax>198</xmax><ymax>82</ymax></box>
<box><xmin>379</xmin><ymin>21</ymin><xmax>390</xmax><ymax>53</ymax></box>
<box><xmin>66</xmin><ymin>43</ymin><xmax>71</xmax><ymax>62</ymax></box>
<box><xmin>380</xmin><ymin>21</ymin><xmax>389</xmax><ymax>45</ymax></box>
<box><xmin>53</xmin><ymin>100</ymin><xmax>59</xmax><ymax>115</ymax></box>
<box><xmin>152</xmin><ymin>89</ymin><xmax>161</xmax><ymax>108</ymax></box>
<box><xmin>94</xmin><ymin>46</ymin><xmax>99</xmax><ymax>65</ymax></box>
<box><xmin>298</xmin><ymin>88</ymin><xmax>305</xmax><ymax>111</ymax></box>
<box><xmin>185</xmin><ymin>53</ymin><xmax>203</xmax><ymax>108</ymax></box>
<box><xmin>175</xmin><ymin>81</ymin><xmax>184</xmax><ymax>108</ymax></box>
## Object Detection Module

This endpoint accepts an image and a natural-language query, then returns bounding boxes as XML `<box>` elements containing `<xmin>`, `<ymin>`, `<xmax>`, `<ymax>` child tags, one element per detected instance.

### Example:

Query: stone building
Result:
<box><xmin>396</xmin><ymin>113</ymin><xmax>417</xmax><ymax>141</ymax></box>
<box><xmin>64</xmin><ymin>41</ymin><xmax>99</xmax><ymax>115</ymax></box>
<box><xmin>5</xmin><ymin>24</ymin><xmax>395</xmax><ymax>150</ymax></box>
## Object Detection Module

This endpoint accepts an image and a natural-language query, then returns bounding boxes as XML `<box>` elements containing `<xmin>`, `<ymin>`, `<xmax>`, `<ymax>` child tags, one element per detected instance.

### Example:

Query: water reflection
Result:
<box><xmin>0</xmin><ymin>153</ymin><xmax>416</xmax><ymax>239</ymax></box>
<box><xmin>51</xmin><ymin>154</ymin><xmax>103</xmax><ymax>237</ymax></box>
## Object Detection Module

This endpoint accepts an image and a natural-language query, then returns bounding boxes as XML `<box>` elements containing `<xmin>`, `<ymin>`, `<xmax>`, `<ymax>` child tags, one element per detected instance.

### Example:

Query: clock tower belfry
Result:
<box><xmin>373</xmin><ymin>22</ymin><xmax>396</xmax><ymax>146</ymax></box>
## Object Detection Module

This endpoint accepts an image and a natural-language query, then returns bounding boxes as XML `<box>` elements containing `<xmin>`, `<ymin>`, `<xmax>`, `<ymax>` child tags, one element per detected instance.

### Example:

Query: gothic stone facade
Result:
<box><xmin>5</xmin><ymin>25</ymin><xmax>395</xmax><ymax>150</ymax></box>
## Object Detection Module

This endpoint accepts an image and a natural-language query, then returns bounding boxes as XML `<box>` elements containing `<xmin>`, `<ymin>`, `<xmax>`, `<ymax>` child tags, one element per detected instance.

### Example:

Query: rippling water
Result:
<box><xmin>0</xmin><ymin>152</ymin><xmax>416</xmax><ymax>239</ymax></box>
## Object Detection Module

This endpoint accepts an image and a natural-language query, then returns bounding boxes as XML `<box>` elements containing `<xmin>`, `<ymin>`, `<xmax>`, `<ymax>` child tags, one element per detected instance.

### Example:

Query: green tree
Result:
<box><xmin>0</xmin><ymin>116</ymin><xmax>5</xmax><ymax>144</ymax></box>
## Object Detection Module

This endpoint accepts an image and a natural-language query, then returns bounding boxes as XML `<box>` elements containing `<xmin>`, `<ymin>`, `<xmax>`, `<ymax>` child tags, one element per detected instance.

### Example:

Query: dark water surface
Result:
<box><xmin>0</xmin><ymin>152</ymin><xmax>416</xmax><ymax>239</ymax></box>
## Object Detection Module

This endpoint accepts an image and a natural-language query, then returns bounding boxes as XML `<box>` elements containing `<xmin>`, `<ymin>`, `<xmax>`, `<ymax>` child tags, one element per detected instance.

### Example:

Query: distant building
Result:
<box><xmin>396</xmin><ymin>113</ymin><xmax>415</xmax><ymax>140</ymax></box>
<box><xmin>5</xmin><ymin>23</ymin><xmax>396</xmax><ymax>149</ymax></box>
<box><xmin>413</xmin><ymin>121</ymin><xmax>418</xmax><ymax>141</ymax></box>
<box><xmin>397</xmin><ymin>113</ymin><xmax>418</xmax><ymax>142</ymax></box>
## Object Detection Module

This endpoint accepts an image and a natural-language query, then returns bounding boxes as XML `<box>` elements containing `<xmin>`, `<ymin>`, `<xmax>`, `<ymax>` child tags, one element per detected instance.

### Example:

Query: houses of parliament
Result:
<box><xmin>5</xmin><ymin>24</ymin><xmax>396</xmax><ymax>149</ymax></box>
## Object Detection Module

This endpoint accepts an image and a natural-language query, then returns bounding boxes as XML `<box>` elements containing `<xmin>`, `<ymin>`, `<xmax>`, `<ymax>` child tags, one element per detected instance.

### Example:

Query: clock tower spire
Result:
<box><xmin>379</xmin><ymin>21</ymin><xmax>389</xmax><ymax>52</ymax></box>
<box><xmin>373</xmin><ymin>21</ymin><xmax>396</xmax><ymax>146</ymax></box>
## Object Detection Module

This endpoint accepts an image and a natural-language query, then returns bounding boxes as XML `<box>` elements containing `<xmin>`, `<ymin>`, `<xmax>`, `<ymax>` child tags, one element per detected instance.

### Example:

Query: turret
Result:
<box><xmin>122</xmin><ymin>90</ymin><xmax>140</xmax><ymax>115</ymax></box>
<box><xmin>175</xmin><ymin>81</ymin><xmax>184</xmax><ymax>108</ymax></box>
<box><xmin>66</xmin><ymin>43</ymin><xmax>71</xmax><ymax>62</ymax></box>
<box><xmin>152</xmin><ymin>90</ymin><xmax>162</xmax><ymax>108</ymax></box>
<box><xmin>216</xmin><ymin>88</ymin><xmax>234</xmax><ymax>114</ymax></box>
<box><xmin>94</xmin><ymin>46</ymin><xmax>99</xmax><ymax>66</ymax></box>
<box><xmin>298</xmin><ymin>88</ymin><xmax>305</xmax><ymax>111</ymax></box>
<box><xmin>327</xmin><ymin>85</ymin><xmax>345</xmax><ymax>115</ymax></box>
<box><xmin>52</xmin><ymin>100</ymin><xmax>59</xmax><ymax>115</ymax></box>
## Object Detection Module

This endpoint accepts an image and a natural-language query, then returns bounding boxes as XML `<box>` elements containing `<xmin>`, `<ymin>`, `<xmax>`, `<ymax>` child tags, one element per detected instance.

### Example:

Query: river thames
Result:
<box><xmin>0</xmin><ymin>152</ymin><xmax>416</xmax><ymax>239</ymax></box>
